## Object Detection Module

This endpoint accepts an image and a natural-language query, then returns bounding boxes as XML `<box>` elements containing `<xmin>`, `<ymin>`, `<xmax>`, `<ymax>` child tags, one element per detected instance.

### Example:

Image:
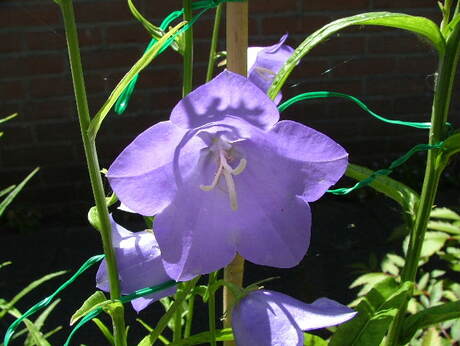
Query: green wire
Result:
<box><xmin>114</xmin><ymin>0</ymin><xmax>243</xmax><ymax>115</ymax></box>
<box><xmin>278</xmin><ymin>91</ymin><xmax>432</xmax><ymax>129</ymax></box>
<box><xmin>328</xmin><ymin>142</ymin><xmax>445</xmax><ymax>195</ymax></box>
<box><xmin>3</xmin><ymin>255</ymin><xmax>105</xmax><ymax>346</ymax></box>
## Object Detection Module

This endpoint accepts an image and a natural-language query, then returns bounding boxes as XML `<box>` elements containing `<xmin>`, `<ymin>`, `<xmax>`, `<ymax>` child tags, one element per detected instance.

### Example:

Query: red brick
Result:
<box><xmin>27</xmin><ymin>99</ymin><xmax>75</xmax><ymax>120</ymax></box>
<box><xmin>1</xmin><ymin>143</ymin><xmax>74</xmax><ymax>167</ymax></box>
<box><xmin>372</xmin><ymin>0</ymin><xmax>434</xmax><ymax>9</ymax></box>
<box><xmin>105</xmin><ymin>23</ymin><xmax>151</xmax><ymax>45</ymax></box>
<box><xmin>303</xmin><ymin>0</ymin><xmax>369</xmax><ymax>11</ymax></box>
<box><xmin>0</xmin><ymin>80</ymin><xmax>26</xmax><ymax>100</ymax></box>
<box><xmin>25</xmin><ymin>27</ymin><xmax>102</xmax><ymax>50</ymax></box>
<box><xmin>74</xmin><ymin>1</ymin><xmax>132</xmax><ymax>23</ymax></box>
<box><xmin>0</xmin><ymin>4</ymin><xmax>60</xmax><ymax>27</ymax></box>
<box><xmin>332</xmin><ymin>57</ymin><xmax>397</xmax><ymax>77</ymax></box>
<box><xmin>262</xmin><ymin>15</ymin><xmax>330</xmax><ymax>35</ymax></box>
<box><xmin>0</xmin><ymin>32</ymin><xmax>23</xmax><ymax>53</ymax></box>
<box><xmin>0</xmin><ymin>54</ymin><xmax>64</xmax><ymax>77</ymax></box>
<box><xmin>311</xmin><ymin>35</ymin><xmax>366</xmax><ymax>57</ymax></box>
<box><xmin>397</xmin><ymin>55</ymin><xmax>437</xmax><ymax>74</ymax></box>
<box><xmin>250</xmin><ymin>0</ymin><xmax>298</xmax><ymax>13</ymax></box>
<box><xmin>82</xmin><ymin>47</ymin><xmax>140</xmax><ymax>71</ymax></box>
<box><xmin>368</xmin><ymin>35</ymin><xmax>432</xmax><ymax>54</ymax></box>
<box><xmin>366</xmin><ymin>75</ymin><xmax>427</xmax><ymax>95</ymax></box>
<box><xmin>35</xmin><ymin>121</ymin><xmax>81</xmax><ymax>143</ymax></box>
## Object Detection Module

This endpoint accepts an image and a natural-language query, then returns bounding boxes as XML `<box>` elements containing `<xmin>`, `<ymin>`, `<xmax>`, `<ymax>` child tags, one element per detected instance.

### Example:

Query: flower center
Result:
<box><xmin>200</xmin><ymin>140</ymin><xmax>247</xmax><ymax>211</ymax></box>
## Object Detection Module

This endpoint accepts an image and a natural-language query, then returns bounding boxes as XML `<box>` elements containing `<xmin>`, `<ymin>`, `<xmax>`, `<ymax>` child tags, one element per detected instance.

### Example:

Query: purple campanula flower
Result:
<box><xmin>96</xmin><ymin>216</ymin><xmax>176</xmax><ymax>313</ymax></box>
<box><xmin>248</xmin><ymin>34</ymin><xmax>294</xmax><ymax>104</ymax></box>
<box><xmin>108</xmin><ymin>70</ymin><xmax>348</xmax><ymax>281</ymax></box>
<box><xmin>232</xmin><ymin>290</ymin><xmax>356</xmax><ymax>346</ymax></box>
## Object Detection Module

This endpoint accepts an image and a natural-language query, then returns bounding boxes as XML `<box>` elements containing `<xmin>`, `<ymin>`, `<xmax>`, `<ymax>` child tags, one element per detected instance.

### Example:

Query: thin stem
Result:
<box><xmin>223</xmin><ymin>3</ymin><xmax>248</xmax><ymax>345</ymax></box>
<box><xmin>183</xmin><ymin>0</ymin><xmax>193</xmax><ymax>96</ymax></box>
<box><xmin>184</xmin><ymin>292</ymin><xmax>195</xmax><ymax>338</ymax></box>
<box><xmin>208</xmin><ymin>272</ymin><xmax>218</xmax><ymax>346</ymax></box>
<box><xmin>206</xmin><ymin>4</ymin><xmax>223</xmax><ymax>82</ymax></box>
<box><xmin>386</xmin><ymin>22</ymin><xmax>460</xmax><ymax>346</ymax></box>
<box><xmin>143</xmin><ymin>277</ymin><xmax>199</xmax><ymax>345</ymax></box>
<box><xmin>173</xmin><ymin>289</ymin><xmax>183</xmax><ymax>342</ymax></box>
<box><xmin>57</xmin><ymin>1</ymin><xmax>126</xmax><ymax>345</ymax></box>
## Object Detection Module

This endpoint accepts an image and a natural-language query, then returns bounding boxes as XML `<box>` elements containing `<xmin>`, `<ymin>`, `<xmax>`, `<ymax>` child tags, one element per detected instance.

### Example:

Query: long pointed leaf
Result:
<box><xmin>0</xmin><ymin>167</ymin><xmax>40</xmax><ymax>217</ymax></box>
<box><xmin>0</xmin><ymin>113</ymin><xmax>18</xmax><ymax>125</ymax></box>
<box><xmin>268</xmin><ymin>12</ymin><xmax>445</xmax><ymax>99</ymax></box>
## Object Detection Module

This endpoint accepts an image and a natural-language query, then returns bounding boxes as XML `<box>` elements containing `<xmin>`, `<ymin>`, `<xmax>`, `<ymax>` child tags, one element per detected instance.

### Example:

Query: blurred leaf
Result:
<box><xmin>303</xmin><ymin>333</ymin><xmax>328</xmax><ymax>345</ymax></box>
<box><xmin>417</xmin><ymin>272</ymin><xmax>430</xmax><ymax>292</ymax></box>
<box><xmin>386</xmin><ymin>254</ymin><xmax>405</xmax><ymax>267</ymax></box>
<box><xmin>381</xmin><ymin>256</ymin><xmax>400</xmax><ymax>276</ymax></box>
<box><xmin>23</xmin><ymin>320</ymin><xmax>51</xmax><ymax>346</ymax></box>
<box><xmin>430</xmin><ymin>207</ymin><xmax>460</xmax><ymax>221</ymax></box>
<box><xmin>70</xmin><ymin>291</ymin><xmax>107</xmax><ymax>326</ymax></box>
<box><xmin>0</xmin><ymin>113</ymin><xmax>18</xmax><ymax>125</ymax></box>
<box><xmin>168</xmin><ymin>328</ymin><xmax>233</xmax><ymax>345</ymax></box>
<box><xmin>420</xmin><ymin>232</ymin><xmax>450</xmax><ymax>258</ymax></box>
<box><xmin>401</xmin><ymin>301</ymin><xmax>460</xmax><ymax>344</ymax></box>
<box><xmin>429</xmin><ymin>281</ymin><xmax>444</xmax><ymax>305</ymax></box>
<box><xmin>0</xmin><ymin>270</ymin><xmax>66</xmax><ymax>319</ymax></box>
<box><xmin>92</xmin><ymin>318</ymin><xmax>114</xmax><ymax>345</ymax></box>
<box><xmin>350</xmin><ymin>272</ymin><xmax>389</xmax><ymax>297</ymax></box>
<box><xmin>428</xmin><ymin>220</ymin><xmax>460</xmax><ymax>234</ymax></box>
<box><xmin>421</xmin><ymin>328</ymin><xmax>442</xmax><ymax>346</ymax></box>
<box><xmin>268</xmin><ymin>12</ymin><xmax>444</xmax><ymax>99</ymax></box>
<box><xmin>25</xmin><ymin>299</ymin><xmax>61</xmax><ymax>345</ymax></box>
<box><xmin>0</xmin><ymin>185</ymin><xmax>15</xmax><ymax>198</ymax></box>
<box><xmin>330</xmin><ymin>279</ymin><xmax>412</xmax><ymax>346</ymax></box>
<box><xmin>0</xmin><ymin>167</ymin><xmax>39</xmax><ymax>217</ymax></box>
<box><xmin>0</xmin><ymin>261</ymin><xmax>12</xmax><ymax>270</ymax></box>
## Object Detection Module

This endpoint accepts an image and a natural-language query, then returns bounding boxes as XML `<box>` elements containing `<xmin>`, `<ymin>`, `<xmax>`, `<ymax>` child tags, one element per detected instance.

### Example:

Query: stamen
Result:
<box><xmin>200</xmin><ymin>146</ymin><xmax>247</xmax><ymax>211</ymax></box>
<box><xmin>255</xmin><ymin>66</ymin><xmax>276</xmax><ymax>81</ymax></box>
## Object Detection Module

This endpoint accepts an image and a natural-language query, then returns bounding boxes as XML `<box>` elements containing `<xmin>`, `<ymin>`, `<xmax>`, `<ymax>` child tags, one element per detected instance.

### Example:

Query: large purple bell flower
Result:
<box><xmin>108</xmin><ymin>70</ymin><xmax>348</xmax><ymax>281</ymax></box>
<box><xmin>232</xmin><ymin>290</ymin><xmax>356</xmax><ymax>346</ymax></box>
<box><xmin>248</xmin><ymin>34</ymin><xmax>294</xmax><ymax>104</ymax></box>
<box><xmin>96</xmin><ymin>216</ymin><xmax>176</xmax><ymax>312</ymax></box>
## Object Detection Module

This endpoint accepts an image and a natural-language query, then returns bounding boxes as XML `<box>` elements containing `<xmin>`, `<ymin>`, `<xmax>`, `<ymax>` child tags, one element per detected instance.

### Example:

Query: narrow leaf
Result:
<box><xmin>168</xmin><ymin>328</ymin><xmax>233</xmax><ymax>345</ymax></box>
<box><xmin>268</xmin><ymin>12</ymin><xmax>444</xmax><ymax>99</ymax></box>
<box><xmin>23</xmin><ymin>320</ymin><xmax>51</xmax><ymax>346</ymax></box>
<box><xmin>0</xmin><ymin>185</ymin><xmax>16</xmax><ymax>198</ymax></box>
<box><xmin>92</xmin><ymin>318</ymin><xmax>115</xmax><ymax>345</ymax></box>
<box><xmin>430</xmin><ymin>207</ymin><xmax>460</xmax><ymax>221</ymax></box>
<box><xmin>345</xmin><ymin>163</ymin><xmax>419</xmax><ymax>220</ymax></box>
<box><xmin>0</xmin><ymin>113</ymin><xmax>18</xmax><ymax>125</ymax></box>
<box><xmin>70</xmin><ymin>291</ymin><xmax>107</xmax><ymax>325</ymax></box>
<box><xmin>330</xmin><ymin>279</ymin><xmax>412</xmax><ymax>346</ymax></box>
<box><xmin>88</xmin><ymin>21</ymin><xmax>186</xmax><ymax>139</ymax></box>
<box><xmin>401</xmin><ymin>301</ymin><xmax>460</xmax><ymax>344</ymax></box>
<box><xmin>0</xmin><ymin>167</ymin><xmax>40</xmax><ymax>217</ymax></box>
<box><xmin>24</xmin><ymin>299</ymin><xmax>61</xmax><ymax>345</ymax></box>
<box><xmin>428</xmin><ymin>220</ymin><xmax>460</xmax><ymax>234</ymax></box>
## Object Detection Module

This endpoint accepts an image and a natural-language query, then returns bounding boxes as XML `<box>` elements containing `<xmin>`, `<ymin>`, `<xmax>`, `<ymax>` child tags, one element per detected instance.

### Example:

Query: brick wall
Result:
<box><xmin>0</xmin><ymin>0</ymin><xmax>456</xmax><ymax>225</ymax></box>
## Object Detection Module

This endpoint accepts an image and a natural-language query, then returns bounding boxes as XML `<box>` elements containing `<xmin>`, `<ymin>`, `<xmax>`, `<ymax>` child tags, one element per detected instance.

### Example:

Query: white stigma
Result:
<box><xmin>200</xmin><ymin>146</ymin><xmax>247</xmax><ymax>211</ymax></box>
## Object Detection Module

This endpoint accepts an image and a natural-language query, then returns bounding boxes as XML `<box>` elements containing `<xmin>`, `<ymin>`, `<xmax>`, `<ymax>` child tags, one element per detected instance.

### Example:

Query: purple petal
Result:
<box><xmin>96</xmin><ymin>218</ymin><xmax>176</xmax><ymax>312</ymax></box>
<box><xmin>271</xmin><ymin>120</ymin><xmax>348</xmax><ymax>202</ymax></box>
<box><xmin>170</xmin><ymin>70</ymin><xmax>279</xmax><ymax>131</ymax></box>
<box><xmin>248</xmin><ymin>34</ymin><xmax>294</xmax><ymax>103</ymax></box>
<box><xmin>232</xmin><ymin>290</ymin><xmax>304</xmax><ymax>346</ymax></box>
<box><xmin>107</xmin><ymin>121</ymin><xmax>206</xmax><ymax>216</ymax></box>
<box><xmin>261</xmin><ymin>291</ymin><xmax>357</xmax><ymax>331</ymax></box>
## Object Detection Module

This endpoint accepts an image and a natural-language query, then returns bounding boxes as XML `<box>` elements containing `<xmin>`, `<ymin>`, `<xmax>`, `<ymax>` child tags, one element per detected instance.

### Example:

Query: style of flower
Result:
<box><xmin>108</xmin><ymin>70</ymin><xmax>348</xmax><ymax>281</ymax></box>
<box><xmin>96</xmin><ymin>216</ymin><xmax>176</xmax><ymax>313</ymax></box>
<box><xmin>231</xmin><ymin>290</ymin><xmax>356</xmax><ymax>346</ymax></box>
<box><xmin>248</xmin><ymin>34</ymin><xmax>294</xmax><ymax>104</ymax></box>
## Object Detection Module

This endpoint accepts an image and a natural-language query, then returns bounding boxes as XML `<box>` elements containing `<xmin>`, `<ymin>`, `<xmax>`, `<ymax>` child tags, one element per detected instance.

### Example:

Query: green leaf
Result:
<box><xmin>23</xmin><ymin>320</ymin><xmax>51</xmax><ymax>346</ymax></box>
<box><xmin>420</xmin><ymin>232</ymin><xmax>450</xmax><ymax>258</ymax></box>
<box><xmin>0</xmin><ymin>113</ymin><xmax>18</xmax><ymax>125</ymax></box>
<box><xmin>88</xmin><ymin>21</ymin><xmax>186</xmax><ymax>139</ymax></box>
<box><xmin>330</xmin><ymin>278</ymin><xmax>412</xmax><ymax>346</ymax></box>
<box><xmin>0</xmin><ymin>270</ymin><xmax>66</xmax><ymax>319</ymax></box>
<box><xmin>303</xmin><ymin>333</ymin><xmax>328</xmax><ymax>345</ymax></box>
<box><xmin>268</xmin><ymin>12</ymin><xmax>445</xmax><ymax>99</ymax></box>
<box><xmin>401</xmin><ymin>301</ymin><xmax>460</xmax><ymax>344</ymax></box>
<box><xmin>168</xmin><ymin>328</ymin><xmax>234</xmax><ymax>345</ymax></box>
<box><xmin>439</xmin><ymin>132</ymin><xmax>460</xmax><ymax>169</ymax></box>
<box><xmin>0</xmin><ymin>185</ymin><xmax>15</xmax><ymax>198</ymax></box>
<box><xmin>0</xmin><ymin>261</ymin><xmax>12</xmax><ymax>270</ymax></box>
<box><xmin>70</xmin><ymin>291</ymin><xmax>107</xmax><ymax>326</ymax></box>
<box><xmin>430</xmin><ymin>207</ymin><xmax>460</xmax><ymax>221</ymax></box>
<box><xmin>349</xmin><ymin>272</ymin><xmax>390</xmax><ymax>296</ymax></box>
<box><xmin>0</xmin><ymin>167</ymin><xmax>39</xmax><ymax>217</ymax></box>
<box><xmin>421</xmin><ymin>328</ymin><xmax>442</xmax><ymax>346</ymax></box>
<box><xmin>24</xmin><ymin>299</ymin><xmax>61</xmax><ymax>345</ymax></box>
<box><xmin>345</xmin><ymin>164</ymin><xmax>419</xmax><ymax>221</ymax></box>
<box><xmin>92</xmin><ymin>318</ymin><xmax>114</xmax><ymax>345</ymax></box>
<box><xmin>428</xmin><ymin>220</ymin><xmax>460</xmax><ymax>234</ymax></box>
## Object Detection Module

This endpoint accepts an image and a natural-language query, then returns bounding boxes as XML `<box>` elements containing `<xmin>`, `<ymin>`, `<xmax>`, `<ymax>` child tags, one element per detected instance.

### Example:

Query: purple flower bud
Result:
<box><xmin>96</xmin><ymin>216</ymin><xmax>176</xmax><ymax>312</ymax></box>
<box><xmin>232</xmin><ymin>290</ymin><xmax>356</xmax><ymax>346</ymax></box>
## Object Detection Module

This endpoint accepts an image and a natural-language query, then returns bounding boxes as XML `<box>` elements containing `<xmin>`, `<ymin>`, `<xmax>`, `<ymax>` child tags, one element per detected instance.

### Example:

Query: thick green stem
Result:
<box><xmin>386</xmin><ymin>22</ymin><xmax>460</xmax><ymax>346</ymax></box>
<box><xmin>183</xmin><ymin>0</ymin><xmax>193</xmax><ymax>96</ymax></box>
<box><xmin>206</xmin><ymin>4</ymin><xmax>223</xmax><ymax>82</ymax></box>
<box><xmin>57</xmin><ymin>1</ymin><xmax>126</xmax><ymax>345</ymax></box>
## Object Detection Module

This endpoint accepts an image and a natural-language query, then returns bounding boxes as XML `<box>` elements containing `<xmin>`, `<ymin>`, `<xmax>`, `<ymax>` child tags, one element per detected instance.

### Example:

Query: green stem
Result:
<box><xmin>184</xmin><ymin>290</ymin><xmax>196</xmax><ymax>338</ymax></box>
<box><xmin>386</xmin><ymin>22</ymin><xmax>460</xmax><ymax>346</ymax></box>
<box><xmin>206</xmin><ymin>4</ymin><xmax>223</xmax><ymax>82</ymax></box>
<box><xmin>144</xmin><ymin>277</ymin><xmax>199</xmax><ymax>345</ymax></box>
<box><xmin>57</xmin><ymin>1</ymin><xmax>126</xmax><ymax>345</ymax></box>
<box><xmin>208</xmin><ymin>272</ymin><xmax>218</xmax><ymax>346</ymax></box>
<box><xmin>173</xmin><ymin>289</ymin><xmax>183</xmax><ymax>342</ymax></box>
<box><xmin>183</xmin><ymin>0</ymin><xmax>193</xmax><ymax>96</ymax></box>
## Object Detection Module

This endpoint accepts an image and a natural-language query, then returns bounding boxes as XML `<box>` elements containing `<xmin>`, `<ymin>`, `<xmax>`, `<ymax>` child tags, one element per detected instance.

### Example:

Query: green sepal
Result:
<box><xmin>329</xmin><ymin>278</ymin><xmax>413</xmax><ymax>346</ymax></box>
<box><xmin>268</xmin><ymin>12</ymin><xmax>445</xmax><ymax>100</ymax></box>
<box><xmin>400</xmin><ymin>301</ymin><xmax>460</xmax><ymax>344</ymax></box>
<box><xmin>70</xmin><ymin>291</ymin><xmax>108</xmax><ymax>326</ymax></box>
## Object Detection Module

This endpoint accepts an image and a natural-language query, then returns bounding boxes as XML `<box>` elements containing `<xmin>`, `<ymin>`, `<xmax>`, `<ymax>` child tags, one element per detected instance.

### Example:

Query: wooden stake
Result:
<box><xmin>224</xmin><ymin>2</ymin><xmax>248</xmax><ymax>345</ymax></box>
